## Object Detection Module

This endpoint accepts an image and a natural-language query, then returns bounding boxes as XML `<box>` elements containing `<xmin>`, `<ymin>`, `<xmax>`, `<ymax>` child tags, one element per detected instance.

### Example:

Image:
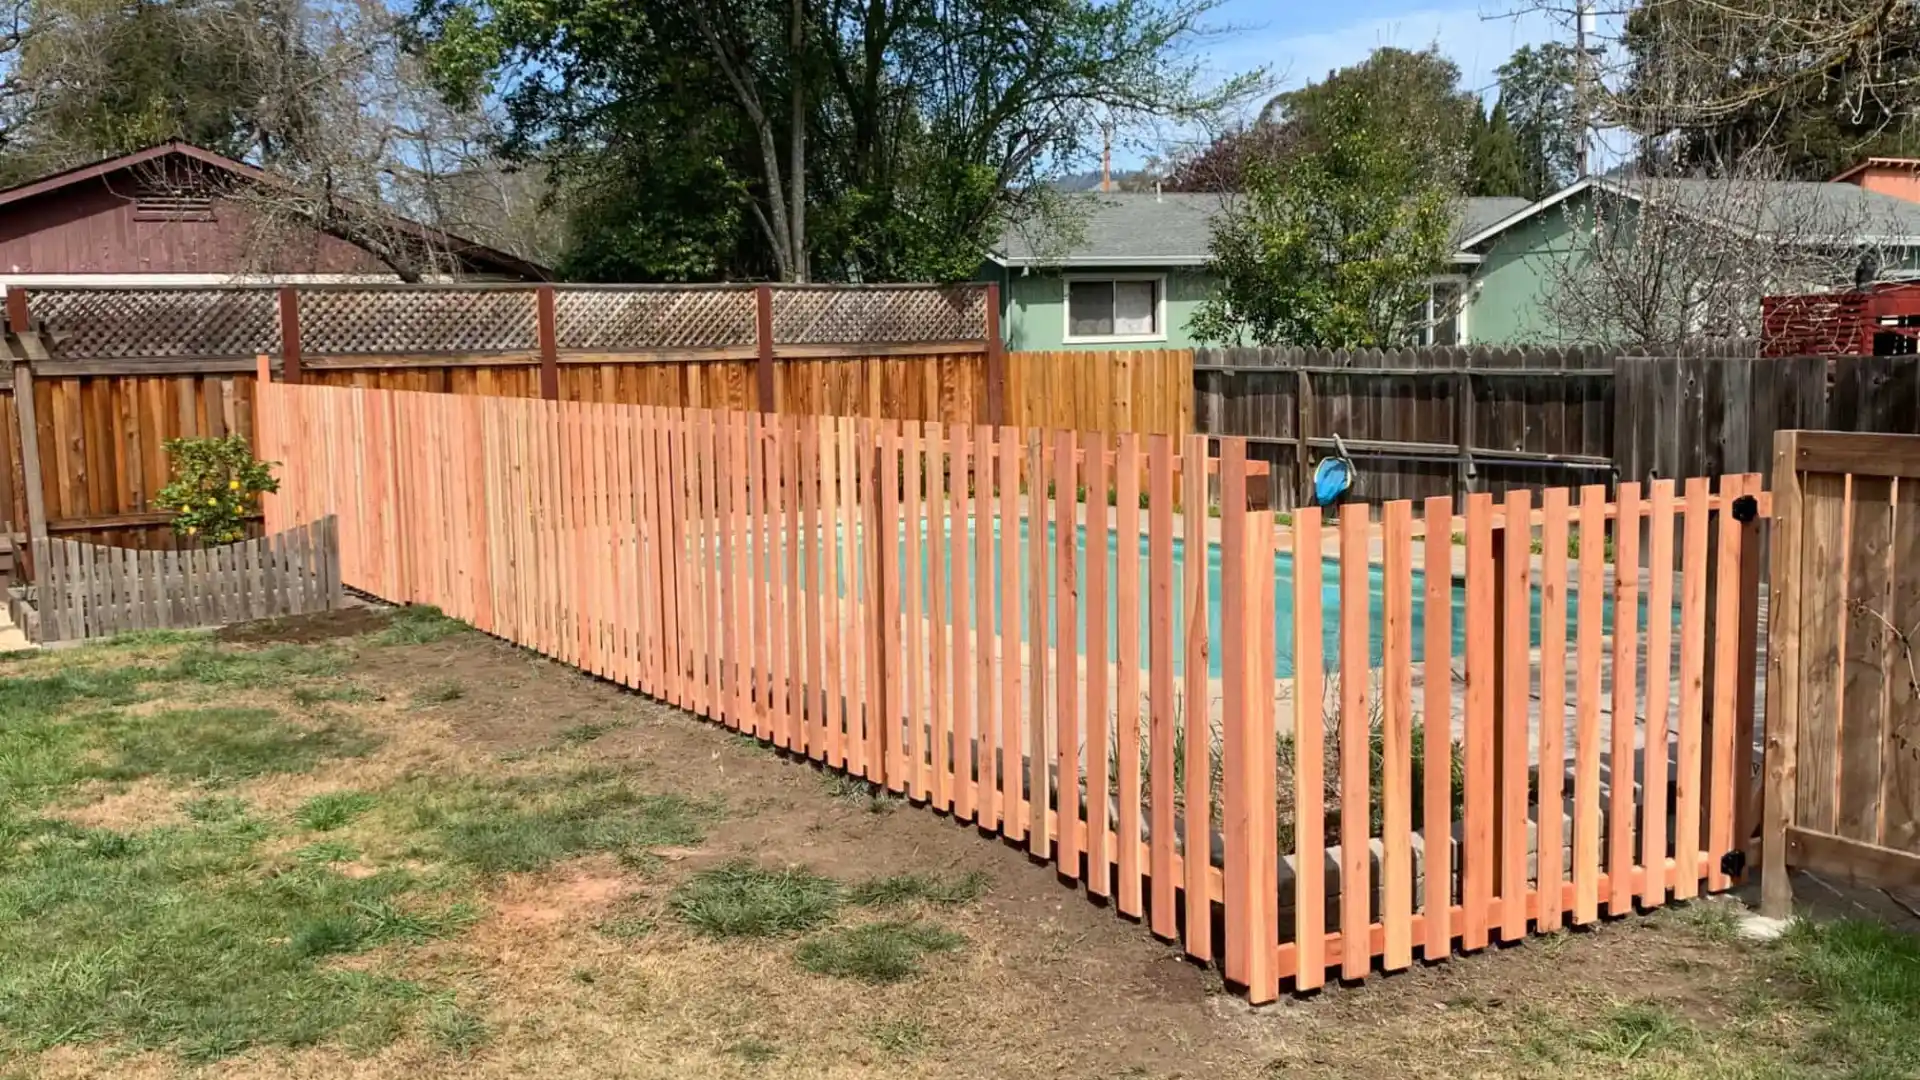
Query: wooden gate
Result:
<box><xmin>1763</xmin><ymin>430</ymin><xmax>1920</xmax><ymax>915</ymax></box>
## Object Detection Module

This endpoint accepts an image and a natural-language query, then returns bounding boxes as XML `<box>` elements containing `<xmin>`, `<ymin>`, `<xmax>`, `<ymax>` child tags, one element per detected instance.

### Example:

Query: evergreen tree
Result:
<box><xmin>1470</xmin><ymin>97</ymin><xmax>1528</xmax><ymax>197</ymax></box>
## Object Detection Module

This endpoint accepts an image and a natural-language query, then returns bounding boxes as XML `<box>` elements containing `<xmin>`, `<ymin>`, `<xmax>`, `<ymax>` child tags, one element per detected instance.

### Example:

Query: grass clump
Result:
<box><xmin>161</xmin><ymin>643</ymin><xmax>351</xmax><ymax>688</ymax></box>
<box><xmin>869</xmin><ymin>1018</ymin><xmax>930</xmax><ymax>1056</ymax></box>
<box><xmin>410</xmin><ymin>679</ymin><xmax>465</xmax><ymax>707</ymax></box>
<box><xmin>849</xmin><ymin>870</ymin><xmax>989</xmax><ymax>908</ymax></box>
<box><xmin>83</xmin><ymin>707</ymin><xmax>378</xmax><ymax>785</ymax></box>
<box><xmin>795</xmin><ymin>920</ymin><xmax>965</xmax><ymax>984</ymax></box>
<box><xmin>294</xmin><ymin>840</ymin><xmax>360</xmax><ymax>865</ymax></box>
<box><xmin>556</xmin><ymin>720</ymin><xmax>616</xmax><ymax>746</ymax></box>
<box><xmin>425</xmin><ymin>998</ymin><xmax>489</xmax><ymax>1055</ymax></box>
<box><xmin>671</xmin><ymin>861</ymin><xmax>842</xmax><ymax>939</ymax></box>
<box><xmin>374</xmin><ymin>606</ymin><xmax>468</xmax><ymax>645</ymax></box>
<box><xmin>290</xmin><ymin>683</ymin><xmax>374</xmax><ymax>706</ymax></box>
<box><xmin>726</xmin><ymin>1036</ymin><xmax>780</xmax><ymax>1064</ymax></box>
<box><xmin>405</xmin><ymin>773</ymin><xmax>714</xmax><ymax>874</ymax></box>
<box><xmin>296</xmin><ymin>791</ymin><xmax>377</xmax><ymax>832</ymax></box>
<box><xmin>1571</xmin><ymin>1002</ymin><xmax>1690</xmax><ymax>1062</ymax></box>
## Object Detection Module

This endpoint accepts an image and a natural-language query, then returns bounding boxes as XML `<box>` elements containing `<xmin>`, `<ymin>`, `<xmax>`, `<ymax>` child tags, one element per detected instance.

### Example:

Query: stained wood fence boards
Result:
<box><xmin>11</xmin><ymin>515</ymin><xmax>340</xmax><ymax>643</ymax></box>
<box><xmin>258</xmin><ymin>364</ymin><xmax>1766</xmax><ymax>999</ymax></box>
<box><xmin>1763</xmin><ymin>430</ymin><xmax>1920</xmax><ymax>915</ymax></box>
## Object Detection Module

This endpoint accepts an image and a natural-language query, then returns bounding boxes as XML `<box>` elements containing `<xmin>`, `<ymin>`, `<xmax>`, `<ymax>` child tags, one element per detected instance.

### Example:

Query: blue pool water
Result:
<box><xmin>794</xmin><ymin>519</ymin><xmax>1653</xmax><ymax>679</ymax></box>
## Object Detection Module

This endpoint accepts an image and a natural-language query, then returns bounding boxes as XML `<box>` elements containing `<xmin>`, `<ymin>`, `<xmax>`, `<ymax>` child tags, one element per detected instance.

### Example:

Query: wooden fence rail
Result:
<box><xmin>258</xmin><ymin>361</ymin><xmax>1766</xmax><ymax>998</ymax></box>
<box><xmin>10</xmin><ymin>516</ymin><xmax>340</xmax><ymax>642</ymax></box>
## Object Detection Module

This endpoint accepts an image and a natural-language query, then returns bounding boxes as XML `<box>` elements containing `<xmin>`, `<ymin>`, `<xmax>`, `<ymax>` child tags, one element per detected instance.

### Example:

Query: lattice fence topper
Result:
<box><xmin>298</xmin><ymin>288</ymin><xmax>539</xmax><ymax>354</ymax></box>
<box><xmin>770</xmin><ymin>284</ymin><xmax>988</xmax><ymax>345</ymax></box>
<box><xmin>553</xmin><ymin>287</ymin><xmax>757</xmax><ymax>350</ymax></box>
<box><xmin>32</xmin><ymin>288</ymin><xmax>281</xmax><ymax>360</ymax></box>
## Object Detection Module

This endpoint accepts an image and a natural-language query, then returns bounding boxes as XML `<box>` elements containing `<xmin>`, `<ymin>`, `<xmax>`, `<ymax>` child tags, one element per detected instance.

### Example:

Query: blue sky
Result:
<box><xmin>1120</xmin><ymin>0</ymin><xmax>1568</xmax><ymax>166</ymax></box>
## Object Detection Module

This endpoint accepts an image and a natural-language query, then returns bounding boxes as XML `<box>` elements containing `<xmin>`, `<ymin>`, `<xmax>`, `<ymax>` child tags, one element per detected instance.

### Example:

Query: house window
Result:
<box><xmin>1064</xmin><ymin>276</ymin><xmax>1164</xmax><ymax>342</ymax></box>
<box><xmin>1411</xmin><ymin>279</ymin><xmax>1468</xmax><ymax>345</ymax></box>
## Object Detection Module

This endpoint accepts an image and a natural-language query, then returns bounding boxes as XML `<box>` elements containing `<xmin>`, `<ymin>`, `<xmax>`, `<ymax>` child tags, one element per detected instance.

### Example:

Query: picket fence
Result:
<box><xmin>253</xmin><ymin>360</ymin><xmax>1766</xmax><ymax>999</ymax></box>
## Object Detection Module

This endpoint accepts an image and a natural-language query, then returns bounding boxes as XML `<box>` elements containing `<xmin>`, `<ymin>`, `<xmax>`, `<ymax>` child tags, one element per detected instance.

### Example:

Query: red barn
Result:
<box><xmin>0</xmin><ymin>142</ymin><xmax>547</xmax><ymax>290</ymax></box>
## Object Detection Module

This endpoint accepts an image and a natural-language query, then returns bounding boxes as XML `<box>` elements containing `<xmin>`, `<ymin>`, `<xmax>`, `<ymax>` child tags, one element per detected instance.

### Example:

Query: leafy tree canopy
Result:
<box><xmin>1191</xmin><ymin>48</ymin><xmax>1461</xmax><ymax>347</ymax></box>
<box><xmin>415</xmin><ymin>0</ymin><xmax>1260</xmax><ymax>282</ymax></box>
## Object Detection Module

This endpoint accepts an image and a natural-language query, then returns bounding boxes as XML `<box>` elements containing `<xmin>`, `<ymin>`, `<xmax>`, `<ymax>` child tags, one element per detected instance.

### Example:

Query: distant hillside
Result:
<box><xmin>1052</xmin><ymin>168</ymin><xmax>1163</xmax><ymax>193</ymax></box>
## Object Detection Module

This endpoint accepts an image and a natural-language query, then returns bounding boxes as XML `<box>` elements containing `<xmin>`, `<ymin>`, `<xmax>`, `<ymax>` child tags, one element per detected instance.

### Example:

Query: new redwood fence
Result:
<box><xmin>256</xmin><ymin>361</ymin><xmax>1767</xmax><ymax>998</ymax></box>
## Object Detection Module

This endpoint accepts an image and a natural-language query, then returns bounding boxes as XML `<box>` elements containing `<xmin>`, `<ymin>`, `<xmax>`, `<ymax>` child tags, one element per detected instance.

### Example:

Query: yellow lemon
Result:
<box><xmin>228</xmin><ymin>479</ymin><xmax>240</xmax><ymax>490</ymax></box>
<box><xmin>186</xmin><ymin>526</ymin><xmax>198</xmax><ymax>535</ymax></box>
<box><xmin>207</xmin><ymin>497</ymin><xmax>217</xmax><ymax>506</ymax></box>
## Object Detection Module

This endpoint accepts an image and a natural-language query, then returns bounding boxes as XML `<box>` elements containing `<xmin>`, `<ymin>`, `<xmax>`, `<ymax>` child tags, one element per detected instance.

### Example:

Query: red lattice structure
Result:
<box><xmin>1762</xmin><ymin>283</ymin><xmax>1920</xmax><ymax>357</ymax></box>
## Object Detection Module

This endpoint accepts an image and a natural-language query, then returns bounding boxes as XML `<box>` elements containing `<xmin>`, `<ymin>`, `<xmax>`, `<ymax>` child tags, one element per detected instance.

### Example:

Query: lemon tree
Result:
<box><xmin>155</xmin><ymin>436</ymin><xmax>279</xmax><ymax>545</ymax></box>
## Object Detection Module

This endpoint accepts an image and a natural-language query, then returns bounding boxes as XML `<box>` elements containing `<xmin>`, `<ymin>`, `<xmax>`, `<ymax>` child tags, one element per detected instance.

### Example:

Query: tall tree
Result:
<box><xmin>1470</xmin><ymin>97</ymin><xmax>1527</xmax><ymax>196</ymax></box>
<box><xmin>1170</xmin><ymin>45</ymin><xmax>1480</xmax><ymax>197</ymax></box>
<box><xmin>1495</xmin><ymin>42</ymin><xmax>1579</xmax><ymax>195</ymax></box>
<box><xmin>1191</xmin><ymin>48</ymin><xmax>1462</xmax><ymax>346</ymax></box>
<box><xmin>416</xmin><ymin>0</ymin><xmax>1259</xmax><ymax>282</ymax></box>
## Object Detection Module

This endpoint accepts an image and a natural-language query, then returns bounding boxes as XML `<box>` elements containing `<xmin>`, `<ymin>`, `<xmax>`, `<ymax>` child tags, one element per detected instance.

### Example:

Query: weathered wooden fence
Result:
<box><xmin>1197</xmin><ymin>345</ymin><xmax>1920</xmax><ymax>508</ymax></box>
<box><xmin>1194</xmin><ymin>345</ymin><xmax>1619</xmax><ymax>506</ymax></box>
<box><xmin>1762</xmin><ymin>431</ymin><xmax>1920</xmax><ymax>914</ymax></box>
<box><xmin>257</xmin><ymin>363</ymin><xmax>1766</xmax><ymax>998</ymax></box>
<box><xmin>10</xmin><ymin>515</ymin><xmax>340</xmax><ymax>642</ymax></box>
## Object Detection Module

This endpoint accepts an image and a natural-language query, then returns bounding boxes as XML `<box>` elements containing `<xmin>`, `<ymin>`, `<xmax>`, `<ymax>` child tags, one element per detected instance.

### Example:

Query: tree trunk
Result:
<box><xmin>788</xmin><ymin>0</ymin><xmax>807</xmax><ymax>282</ymax></box>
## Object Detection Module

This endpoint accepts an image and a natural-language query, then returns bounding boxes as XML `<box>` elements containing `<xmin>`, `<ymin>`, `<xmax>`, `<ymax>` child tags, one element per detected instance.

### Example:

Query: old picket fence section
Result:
<box><xmin>12</xmin><ymin>516</ymin><xmax>340</xmax><ymax>643</ymax></box>
<box><xmin>255</xmin><ymin>366</ymin><xmax>1765</xmax><ymax>998</ymax></box>
<box><xmin>1763</xmin><ymin>431</ymin><xmax>1920</xmax><ymax>913</ymax></box>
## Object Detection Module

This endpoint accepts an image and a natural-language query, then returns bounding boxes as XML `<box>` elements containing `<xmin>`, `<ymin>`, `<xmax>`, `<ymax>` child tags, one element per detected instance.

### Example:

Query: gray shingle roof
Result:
<box><xmin>991</xmin><ymin>192</ymin><xmax>1537</xmax><ymax>266</ymax></box>
<box><xmin>1616</xmin><ymin>178</ymin><xmax>1920</xmax><ymax>240</ymax></box>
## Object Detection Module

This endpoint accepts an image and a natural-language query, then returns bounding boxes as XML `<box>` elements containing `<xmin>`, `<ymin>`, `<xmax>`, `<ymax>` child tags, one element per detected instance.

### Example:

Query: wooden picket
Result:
<box><xmin>254</xmin><ymin>360</ymin><xmax>1767</xmax><ymax>1002</ymax></box>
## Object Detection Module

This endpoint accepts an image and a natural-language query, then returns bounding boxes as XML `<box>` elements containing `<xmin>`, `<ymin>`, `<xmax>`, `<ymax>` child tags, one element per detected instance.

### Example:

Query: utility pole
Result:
<box><xmin>1574</xmin><ymin>0</ymin><xmax>1594</xmax><ymax>178</ymax></box>
<box><xmin>1101</xmin><ymin>120</ymin><xmax>1114</xmax><ymax>192</ymax></box>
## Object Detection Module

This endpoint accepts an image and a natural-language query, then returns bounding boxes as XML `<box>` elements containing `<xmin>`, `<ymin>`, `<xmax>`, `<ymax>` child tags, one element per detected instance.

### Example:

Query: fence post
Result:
<box><xmin>7</xmin><ymin>288</ymin><xmax>46</xmax><ymax>547</ymax></box>
<box><xmin>984</xmin><ymin>282</ymin><xmax>1005</xmax><ymax>426</ymax></box>
<box><xmin>755</xmin><ymin>284</ymin><xmax>777</xmax><ymax>412</ymax></box>
<box><xmin>536</xmin><ymin>286</ymin><xmax>559</xmax><ymax>401</ymax></box>
<box><xmin>1293</xmin><ymin>361</ymin><xmax>1312</xmax><ymax>504</ymax></box>
<box><xmin>277</xmin><ymin>286</ymin><xmax>303</xmax><ymax>384</ymax></box>
<box><xmin>1761</xmin><ymin>432</ymin><xmax>1803</xmax><ymax>918</ymax></box>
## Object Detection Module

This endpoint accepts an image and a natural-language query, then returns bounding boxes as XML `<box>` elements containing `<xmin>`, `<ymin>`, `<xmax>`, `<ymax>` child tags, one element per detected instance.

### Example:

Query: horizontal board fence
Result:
<box><xmin>257</xmin><ymin>362</ymin><xmax>1768</xmax><ymax>999</ymax></box>
<box><xmin>1195</xmin><ymin>345</ymin><xmax>1920</xmax><ymax>509</ymax></box>
<box><xmin>11</xmin><ymin>516</ymin><xmax>340</xmax><ymax>643</ymax></box>
<box><xmin>1763</xmin><ymin>431</ymin><xmax>1920</xmax><ymax>914</ymax></box>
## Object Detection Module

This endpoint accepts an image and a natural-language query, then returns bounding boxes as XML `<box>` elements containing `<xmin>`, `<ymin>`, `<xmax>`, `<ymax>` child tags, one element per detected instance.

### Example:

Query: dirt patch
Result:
<box><xmin>493</xmin><ymin>859</ymin><xmax>633</xmax><ymax>926</ymax></box>
<box><xmin>214</xmin><ymin>605</ymin><xmax>390</xmax><ymax>644</ymax></box>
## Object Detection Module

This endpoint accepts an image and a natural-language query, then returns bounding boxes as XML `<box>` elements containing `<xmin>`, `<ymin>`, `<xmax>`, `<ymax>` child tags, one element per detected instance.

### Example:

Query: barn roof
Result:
<box><xmin>0</xmin><ymin>142</ymin><xmax>550</xmax><ymax>281</ymax></box>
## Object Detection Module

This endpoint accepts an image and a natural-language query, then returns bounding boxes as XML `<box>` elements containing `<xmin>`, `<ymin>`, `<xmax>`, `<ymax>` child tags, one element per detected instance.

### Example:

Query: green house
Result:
<box><xmin>983</xmin><ymin>178</ymin><xmax>1920</xmax><ymax>348</ymax></box>
<box><xmin>1452</xmin><ymin>176</ymin><xmax>1920</xmax><ymax>343</ymax></box>
<box><xmin>980</xmin><ymin>192</ymin><xmax>1528</xmax><ymax>350</ymax></box>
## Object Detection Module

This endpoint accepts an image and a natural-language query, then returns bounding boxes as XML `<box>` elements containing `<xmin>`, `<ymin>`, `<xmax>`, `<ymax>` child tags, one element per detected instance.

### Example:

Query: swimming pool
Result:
<box><xmin>882</xmin><ymin>518</ymin><xmax>1647</xmax><ymax>679</ymax></box>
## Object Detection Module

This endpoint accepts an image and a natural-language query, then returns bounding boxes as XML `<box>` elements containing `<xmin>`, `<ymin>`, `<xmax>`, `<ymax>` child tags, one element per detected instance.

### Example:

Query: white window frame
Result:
<box><xmin>1414</xmin><ymin>275</ymin><xmax>1471</xmax><ymax>346</ymax></box>
<box><xmin>1061</xmin><ymin>273</ymin><xmax>1168</xmax><ymax>344</ymax></box>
